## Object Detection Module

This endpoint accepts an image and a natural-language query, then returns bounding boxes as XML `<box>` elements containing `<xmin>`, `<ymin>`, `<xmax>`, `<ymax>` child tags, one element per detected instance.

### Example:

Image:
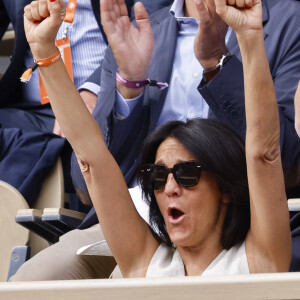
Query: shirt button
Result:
<box><xmin>193</xmin><ymin>72</ymin><xmax>199</xmax><ymax>78</ymax></box>
<box><xmin>231</xmin><ymin>110</ymin><xmax>238</xmax><ymax>119</ymax></box>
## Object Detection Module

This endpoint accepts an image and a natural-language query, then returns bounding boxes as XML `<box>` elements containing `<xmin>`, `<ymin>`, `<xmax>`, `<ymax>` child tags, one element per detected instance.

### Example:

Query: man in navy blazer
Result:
<box><xmin>11</xmin><ymin>0</ymin><xmax>300</xmax><ymax>280</ymax></box>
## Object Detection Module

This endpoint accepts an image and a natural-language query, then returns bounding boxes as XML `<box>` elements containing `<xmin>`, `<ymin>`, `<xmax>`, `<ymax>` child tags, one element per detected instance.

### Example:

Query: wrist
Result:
<box><xmin>116</xmin><ymin>70</ymin><xmax>146</xmax><ymax>98</ymax></box>
<box><xmin>200</xmin><ymin>57</ymin><xmax>221</xmax><ymax>71</ymax></box>
<box><xmin>20</xmin><ymin>48</ymin><xmax>61</xmax><ymax>83</ymax></box>
<box><xmin>117</xmin><ymin>69</ymin><xmax>149</xmax><ymax>83</ymax></box>
<box><xmin>236</xmin><ymin>29</ymin><xmax>264</xmax><ymax>48</ymax></box>
<box><xmin>116</xmin><ymin>82</ymin><xmax>144</xmax><ymax>99</ymax></box>
<box><xmin>237</xmin><ymin>31</ymin><xmax>265</xmax><ymax>64</ymax></box>
<box><xmin>29</xmin><ymin>43</ymin><xmax>58</xmax><ymax>61</ymax></box>
<box><xmin>197</xmin><ymin>45</ymin><xmax>229</xmax><ymax>70</ymax></box>
<box><xmin>202</xmin><ymin>53</ymin><xmax>232</xmax><ymax>83</ymax></box>
<box><xmin>116</xmin><ymin>70</ymin><xmax>168</xmax><ymax>99</ymax></box>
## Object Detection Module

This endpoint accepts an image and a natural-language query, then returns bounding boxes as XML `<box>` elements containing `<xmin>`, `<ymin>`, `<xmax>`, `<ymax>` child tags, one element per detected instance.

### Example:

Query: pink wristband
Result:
<box><xmin>116</xmin><ymin>70</ymin><xmax>168</xmax><ymax>90</ymax></box>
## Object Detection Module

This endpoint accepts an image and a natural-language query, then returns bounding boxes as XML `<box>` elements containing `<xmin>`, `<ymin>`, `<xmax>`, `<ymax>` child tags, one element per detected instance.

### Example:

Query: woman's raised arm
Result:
<box><xmin>23</xmin><ymin>0</ymin><xmax>158</xmax><ymax>277</ymax></box>
<box><xmin>214</xmin><ymin>0</ymin><xmax>291</xmax><ymax>272</ymax></box>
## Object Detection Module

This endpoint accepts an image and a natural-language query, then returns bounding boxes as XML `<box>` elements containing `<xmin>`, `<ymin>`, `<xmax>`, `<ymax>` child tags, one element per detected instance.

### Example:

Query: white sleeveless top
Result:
<box><xmin>146</xmin><ymin>241</ymin><xmax>249</xmax><ymax>277</ymax></box>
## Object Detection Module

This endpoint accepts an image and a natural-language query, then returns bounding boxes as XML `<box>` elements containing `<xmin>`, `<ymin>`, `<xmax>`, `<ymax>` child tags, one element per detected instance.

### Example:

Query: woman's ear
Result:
<box><xmin>218</xmin><ymin>184</ymin><xmax>230</xmax><ymax>204</ymax></box>
<box><xmin>221</xmin><ymin>192</ymin><xmax>231</xmax><ymax>204</ymax></box>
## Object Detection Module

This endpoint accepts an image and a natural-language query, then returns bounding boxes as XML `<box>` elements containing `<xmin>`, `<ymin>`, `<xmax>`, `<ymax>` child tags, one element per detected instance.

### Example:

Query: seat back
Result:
<box><xmin>0</xmin><ymin>158</ymin><xmax>65</xmax><ymax>281</ymax></box>
<box><xmin>34</xmin><ymin>157</ymin><xmax>65</xmax><ymax>210</ymax></box>
<box><xmin>28</xmin><ymin>158</ymin><xmax>65</xmax><ymax>257</ymax></box>
<box><xmin>0</xmin><ymin>181</ymin><xmax>29</xmax><ymax>282</ymax></box>
<box><xmin>29</xmin><ymin>157</ymin><xmax>65</xmax><ymax>257</ymax></box>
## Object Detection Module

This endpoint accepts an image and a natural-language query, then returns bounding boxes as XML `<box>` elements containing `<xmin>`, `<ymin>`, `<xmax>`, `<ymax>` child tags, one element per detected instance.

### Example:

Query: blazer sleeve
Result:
<box><xmin>82</xmin><ymin>65</ymin><xmax>102</xmax><ymax>87</ymax></box>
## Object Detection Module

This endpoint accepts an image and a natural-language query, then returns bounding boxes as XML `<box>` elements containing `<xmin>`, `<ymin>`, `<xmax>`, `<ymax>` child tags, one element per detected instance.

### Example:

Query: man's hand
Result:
<box><xmin>53</xmin><ymin>90</ymin><xmax>97</xmax><ymax>137</ymax></box>
<box><xmin>53</xmin><ymin>119</ymin><xmax>65</xmax><ymax>137</ymax></box>
<box><xmin>101</xmin><ymin>0</ymin><xmax>154</xmax><ymax>99</ymax></box>
<box><xmin>80</xmin><ymin>90</ymin><xmax>98</xmax><ymax>114</ymax></box>
<box><xmin>24</xmin><ymin>0</ymin><xmax>66</xmax><ymax>59</ymax></box>
<box><xmin>194</xmin><ymin>0</ymin><xmax>229</xmax><ymax>70</ymax></box>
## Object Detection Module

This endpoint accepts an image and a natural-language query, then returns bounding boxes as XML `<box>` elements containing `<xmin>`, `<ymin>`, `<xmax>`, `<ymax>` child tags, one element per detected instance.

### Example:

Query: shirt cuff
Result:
<box><xmin>78</xmin><ymin>82</ymin><xmax>101</xmax><ymax>95</ymax></box>
<box><xmin>114</xmin><ymin>89</ymin><xmax>143</xmax><ymax>120</ymax></box>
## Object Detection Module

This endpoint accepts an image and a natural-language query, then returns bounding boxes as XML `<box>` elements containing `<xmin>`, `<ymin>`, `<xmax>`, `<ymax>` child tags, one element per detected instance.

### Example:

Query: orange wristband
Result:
<box><xmin>20</xmin><ymin>49</ymin><xmax>61</xmax><ymax>83</ymax></box>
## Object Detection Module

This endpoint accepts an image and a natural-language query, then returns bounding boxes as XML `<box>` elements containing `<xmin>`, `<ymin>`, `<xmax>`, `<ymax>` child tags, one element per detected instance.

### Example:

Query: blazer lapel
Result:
<box><xmin>92</xmin><ymin>0</ymin><xmax>108</xmax><ymax>44</ymax></box>
<box><xmin>148</xmin><ymin>10</ymin><xmax>179</xmax><ymax>133</ymax></box>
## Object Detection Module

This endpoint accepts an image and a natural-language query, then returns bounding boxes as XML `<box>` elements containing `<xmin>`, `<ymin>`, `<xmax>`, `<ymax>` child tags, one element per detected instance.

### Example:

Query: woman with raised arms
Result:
<box><xmin>23</xmin><ymin>0</ymin><xmax>291</xmax><ymax>277</ymax></box>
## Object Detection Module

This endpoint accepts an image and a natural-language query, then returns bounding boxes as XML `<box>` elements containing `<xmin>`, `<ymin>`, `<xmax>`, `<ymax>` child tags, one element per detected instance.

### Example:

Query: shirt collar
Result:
<box><xmin>170</xmin><ymin>0</ymin><xmax>199</xmax><ymax>25</ymax></box>
<box><xmin>169</xmin><ymin>0</ymin><xmax>232</xmax><ymax>40</ymax></box>
<box><xmin>170</xmin><ymin>0</ymin><xmax>185</xmax><ymax>18</ymax></box>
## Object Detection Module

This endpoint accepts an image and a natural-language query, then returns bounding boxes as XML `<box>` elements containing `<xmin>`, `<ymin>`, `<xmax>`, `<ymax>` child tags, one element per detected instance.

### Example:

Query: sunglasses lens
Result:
<box><xmin>152</xmin><ymin>165</ymin><xmax>168</xmax><ymax>190</ymax></box>
<box><xmin>141</xmin><ymin>165</ymin><xmax>167</xmax><ymax>190</ymax></box>
<box><xmin>174</xmin><ymin>162</ymin><xmax>201</xmax><ymax>187</ymax></box>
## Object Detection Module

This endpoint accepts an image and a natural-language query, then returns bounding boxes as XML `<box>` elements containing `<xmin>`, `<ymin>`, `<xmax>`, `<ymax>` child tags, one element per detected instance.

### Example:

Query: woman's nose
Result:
<box><xmin>164</xmin><ymin>173</ymin><xmax>181</xmax><ymax>197</ymax></box>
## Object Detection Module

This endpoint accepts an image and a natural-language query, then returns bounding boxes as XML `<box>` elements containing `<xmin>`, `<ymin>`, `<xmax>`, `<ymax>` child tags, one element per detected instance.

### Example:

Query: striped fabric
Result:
<box><xmin>23</xmin><ymin>0</ymin><xmax>106</xmax><ymax>103</ymax></box>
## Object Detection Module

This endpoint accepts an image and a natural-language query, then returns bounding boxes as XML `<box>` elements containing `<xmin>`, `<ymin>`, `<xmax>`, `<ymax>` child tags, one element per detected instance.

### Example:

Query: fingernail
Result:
<box><xmin>50</xmin><ymin>0</ymin><xmax>56</xmax><ymax>2</ymax></box>
<box><xmin>195</xmin><ymin>0</ymin><xmax>202</xmax><ymax>4</ymax></box>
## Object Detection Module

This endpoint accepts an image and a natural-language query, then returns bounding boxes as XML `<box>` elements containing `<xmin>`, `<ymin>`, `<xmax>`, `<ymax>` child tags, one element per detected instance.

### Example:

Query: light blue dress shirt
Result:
<box><xmin>23</xmin><ymin>0</ymin><xmax>106</xmax><ymax>103</ymax></box>
<box><xmin>115</xmin><ymin>0</ymin><xmax>232</xmax><ymax>126</ymax></box>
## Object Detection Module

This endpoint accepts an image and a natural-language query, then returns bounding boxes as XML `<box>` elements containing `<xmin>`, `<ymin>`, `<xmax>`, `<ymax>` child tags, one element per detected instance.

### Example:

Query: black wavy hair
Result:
<box><xmin>137</xmin><ymin>119</ymin><xmax>250</xmax><ymax>249</ymax></box>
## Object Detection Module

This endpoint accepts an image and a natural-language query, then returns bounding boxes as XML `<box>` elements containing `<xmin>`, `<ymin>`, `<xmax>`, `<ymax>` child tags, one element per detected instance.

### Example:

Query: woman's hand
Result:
<box><xmin>101</xmin><ymin>0</ymin><xmax>154</xmax><ymax>82</ymax></box>
<box><xmin>214</xmin><ymin>0</ymin><xmax>263</xmax><ymax>35</ymax></box>
<box><xmin>24</xmin><ymin>0</ymin><xmax>66</xmax><ymax>59</ymax></box>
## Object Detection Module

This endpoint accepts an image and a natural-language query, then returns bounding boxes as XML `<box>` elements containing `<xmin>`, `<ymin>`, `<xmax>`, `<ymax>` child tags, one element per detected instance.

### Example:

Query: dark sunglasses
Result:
<box><xmin>140</xmin><ymin>161</ymin><xmax>204</xmax><ymax>190</ymax></box>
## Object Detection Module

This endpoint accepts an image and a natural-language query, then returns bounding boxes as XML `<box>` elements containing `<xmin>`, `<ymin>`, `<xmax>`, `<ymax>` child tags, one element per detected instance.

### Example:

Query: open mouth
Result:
<box><xmin>168</xmin><ymin>207</ymin><xmax>185</xmax><ymax>223</ymax></box>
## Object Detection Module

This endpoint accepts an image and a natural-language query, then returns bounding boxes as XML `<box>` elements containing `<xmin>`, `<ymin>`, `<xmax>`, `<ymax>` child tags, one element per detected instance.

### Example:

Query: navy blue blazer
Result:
<box><xmin>71</xmin><ymin>0</ymin><xmax>300</xmax><ymax>229</ymax></box>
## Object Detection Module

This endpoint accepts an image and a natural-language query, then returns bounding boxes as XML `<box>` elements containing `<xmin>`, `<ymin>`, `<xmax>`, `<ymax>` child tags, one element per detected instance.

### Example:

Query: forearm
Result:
<box><xmin>239</xmin><ymin>30</ymin><xmax>290</xmax><ymax>269</ymax></box>
<box><xmin>38</xmin><ymin>50</ymin><xmax>104</xmax><ymax>162</ymax></box>
<box><xmin>238</xmin><ymin>31</ymin><xmax>280</xmax><ymax>154</ymax></box>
